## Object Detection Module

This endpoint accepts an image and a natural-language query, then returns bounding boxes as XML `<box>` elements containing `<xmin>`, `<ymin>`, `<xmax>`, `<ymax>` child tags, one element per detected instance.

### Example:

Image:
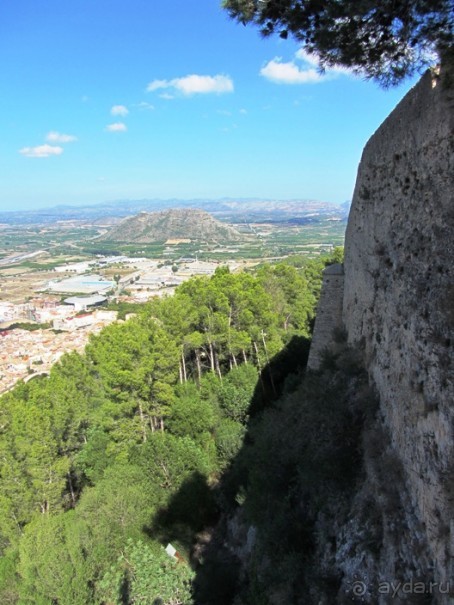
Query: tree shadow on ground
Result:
<box><xmin>146</xmin><ymin>471</ymin><xmax>218</xmax><ymax>553</ymax></box>
<box><xmin>247</xmin><ymin>334</ymin><xmax>311</xmax><ymax>417</ymax></box>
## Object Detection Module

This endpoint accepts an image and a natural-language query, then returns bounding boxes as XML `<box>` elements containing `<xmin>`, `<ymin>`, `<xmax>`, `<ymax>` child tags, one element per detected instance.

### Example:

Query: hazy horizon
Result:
<box><xmin>0</xmin><ymin>196</ymin><xmax>351</xmax><ymax>215</ymax></box>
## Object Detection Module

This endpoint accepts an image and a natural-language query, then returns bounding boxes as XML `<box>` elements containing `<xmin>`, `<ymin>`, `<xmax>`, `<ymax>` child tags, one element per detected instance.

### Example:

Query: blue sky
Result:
<box><xmin>0</xmin><ymin>0</ymin><xmax>420</xmax><ymax>211</ymax></box>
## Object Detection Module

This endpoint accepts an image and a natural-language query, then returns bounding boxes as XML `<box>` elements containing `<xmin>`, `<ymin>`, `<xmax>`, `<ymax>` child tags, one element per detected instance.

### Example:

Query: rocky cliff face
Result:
<box><xmin>342</xmin><ymin>62</ymin><xmax>454</xmax><ymax>596</ymax></box>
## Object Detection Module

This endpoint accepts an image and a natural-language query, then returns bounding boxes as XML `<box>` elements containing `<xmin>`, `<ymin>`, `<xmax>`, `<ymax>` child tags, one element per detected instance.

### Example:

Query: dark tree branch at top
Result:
<box><xmin>222</xmin><ymin>0</ymin><xmax>454</xmax><ymax>86</ymax></box>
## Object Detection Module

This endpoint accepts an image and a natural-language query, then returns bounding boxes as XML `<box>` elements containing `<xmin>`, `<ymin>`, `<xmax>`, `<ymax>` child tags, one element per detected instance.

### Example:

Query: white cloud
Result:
<box><xmin>19</xmin><ymin>144</ymin><xmax>64</xmax><ymax>158</ymax></box>
<box><xmin>46</xmin><ymin>131</ymin><xmax>77</xmax><ymax>143</ymax></box>
<box><xmin>106</xmin><ymin>122</ymin><xmax>127</xmax><ymax>132</ymax></box>
<box><xmin>147</xmin><ymin>74</ymin><xmax>234</xmax><ymax>96</ymax></box>
<box><xmin>111</xmin><ymin>105</ymin><xmax>129</xmax><ymax>116</ymax></box>
<box><xmin>260</xmin><ymin>58</ymin><xmax>323</xmax><ymax>84</ymax></box>
<box><xmin>261</xmin><ymin>49</ymin><xmax>353</xmax><ymax>85</ymax></box>
<box><xmin>135</xmin><ymin>101</ymin><xmax>155</xmax><ymax>110</ymax></box>
<box><xmin>239</xmin><ymin>108</ymin><xmax>247</xmax><ymax>115</ymax></box>
<box><xmin>147</xmin><ymin>79</ymin><xmax>168</xmax><ymax>92</ymax></box>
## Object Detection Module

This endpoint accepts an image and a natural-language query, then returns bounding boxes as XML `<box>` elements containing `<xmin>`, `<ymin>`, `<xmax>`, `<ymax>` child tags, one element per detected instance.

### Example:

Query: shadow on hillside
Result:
<box><xmin>146</xmin><ymin>471</ymin><xmax>218</xmax><ymax>551</ymax></box>
<box><xmin>247</xmin><ymin>334</ymin><xmax>311</xmax><ymax>417</ymax></box>
<box><xmin>147</xmin><ymin>335</ymin><xmax>312</xmax><ymax>605</ymax></box>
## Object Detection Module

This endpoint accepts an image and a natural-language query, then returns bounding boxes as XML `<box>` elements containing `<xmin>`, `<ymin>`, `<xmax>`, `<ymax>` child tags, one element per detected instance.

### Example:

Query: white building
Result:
<box><xmin>53</xmin><ymin>313</ymin><xmax>94</xmax><ymax>331</ymax></box>
<box><xmin>63</xmin><ymin>295</ymin><xmax>108</xmax><ymax>312</ymax></box>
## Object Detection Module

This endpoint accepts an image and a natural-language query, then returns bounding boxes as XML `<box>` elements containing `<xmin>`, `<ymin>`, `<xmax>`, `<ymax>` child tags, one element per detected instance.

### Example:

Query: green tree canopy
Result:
<box><xmin>222</xmin><ymin>0</ymin><xmax>453</xmax><ymax>85</ymax></box>
<box><xmin>17</xmin><ymin>512</ymin><xmax>93</xmax><ymax>605</ymax></box>
<box><xmin>98</xmin><ymin>538</ymin><xmax>194</xmax><ymax>605</ymax></box>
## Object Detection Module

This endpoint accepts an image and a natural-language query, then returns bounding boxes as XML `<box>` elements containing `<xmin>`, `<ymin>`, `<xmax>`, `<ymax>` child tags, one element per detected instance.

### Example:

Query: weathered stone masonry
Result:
<box><xmin>308</xmin><ymin>61</ymin><xmax>454</xmax><ymax>600</ymax></box>
<box><xmin>307</xmin><ymin>263</ymin><xmax>344</xmax><ymax>370</ymax></box>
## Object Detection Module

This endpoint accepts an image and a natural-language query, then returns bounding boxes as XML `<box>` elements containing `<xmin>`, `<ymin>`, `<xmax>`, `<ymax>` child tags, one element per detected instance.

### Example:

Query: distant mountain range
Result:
<box><xmin>100</xmin><ymin>209</ymin><xmax>242</xmax><ymax>243</ymax></box>
<box><xmin>0</xmin><ymin>198</ymin><xmax>351</xmax><ymax>225</ymax></box>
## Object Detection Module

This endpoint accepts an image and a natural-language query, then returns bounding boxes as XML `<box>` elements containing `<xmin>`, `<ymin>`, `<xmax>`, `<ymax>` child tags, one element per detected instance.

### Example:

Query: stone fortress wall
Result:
<box><xmin>307</xmin><ymin>263</ymin><xmax>344</xmax><ymax>370</ymax></box>
<box><xmin>308</xmin><ymin>61</ymin><xmax>454</xmax><ymax>597</ymax></box>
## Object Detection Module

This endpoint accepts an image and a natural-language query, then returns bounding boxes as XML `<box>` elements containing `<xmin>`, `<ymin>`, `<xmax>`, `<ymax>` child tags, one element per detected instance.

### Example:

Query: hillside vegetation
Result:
<box><xmin>0</xmin><ymin>253</ymin><xmax>342</xmax><ymax>605</ymax></box>
<box><xmin>194</xmin><ymin>338</ymin><xmax>378</xmax><ymax>605</ymax></box>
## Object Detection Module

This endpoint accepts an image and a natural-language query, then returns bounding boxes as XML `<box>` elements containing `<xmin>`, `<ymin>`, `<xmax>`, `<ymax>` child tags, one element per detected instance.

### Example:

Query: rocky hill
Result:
<box><xmin>99</xmin><ymin>208</ymin><xmax>242</xmax><ymax>243</ymax></box>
